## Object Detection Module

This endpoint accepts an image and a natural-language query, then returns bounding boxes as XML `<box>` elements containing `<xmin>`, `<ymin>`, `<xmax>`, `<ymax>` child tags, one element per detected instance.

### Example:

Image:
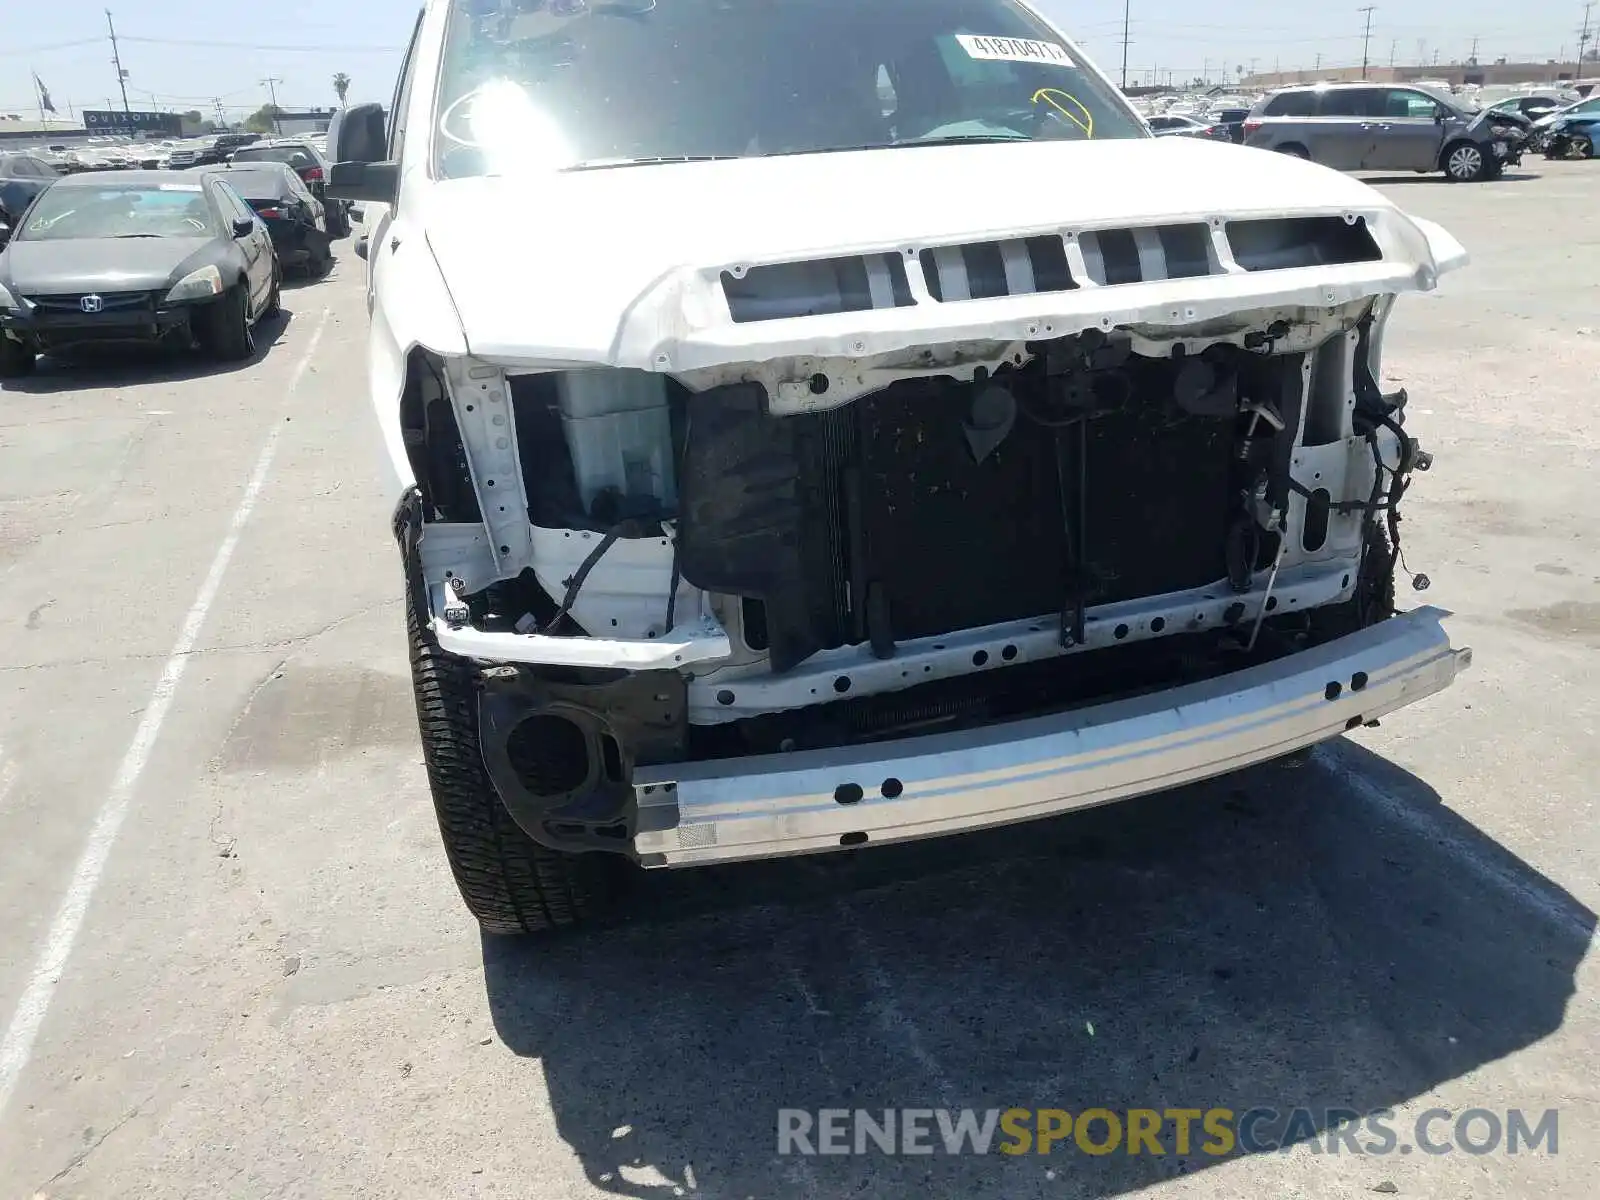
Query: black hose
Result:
<box><xmin>663</xmin><ymin>541</ymin><xmax>682</xmax><ymax>634</ymax></box>
<box><xmin>539</xmin><ymin>520</ymin><xmax>640</xmax><ymax>634</ymax></box>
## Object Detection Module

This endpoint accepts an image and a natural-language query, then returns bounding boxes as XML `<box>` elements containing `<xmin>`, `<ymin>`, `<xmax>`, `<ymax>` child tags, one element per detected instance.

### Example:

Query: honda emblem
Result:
<box><xmin>79</xmin><ymin>294</ymin><xmax>104</xmax><ymax>314</ymax></box>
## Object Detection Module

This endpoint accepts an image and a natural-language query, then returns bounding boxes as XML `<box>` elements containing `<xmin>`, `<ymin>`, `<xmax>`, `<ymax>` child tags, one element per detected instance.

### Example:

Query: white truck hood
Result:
<box><xmin>420</xmin><ymin>136</ymin><xmax>1467</xmax><ymax>371</ymax></box>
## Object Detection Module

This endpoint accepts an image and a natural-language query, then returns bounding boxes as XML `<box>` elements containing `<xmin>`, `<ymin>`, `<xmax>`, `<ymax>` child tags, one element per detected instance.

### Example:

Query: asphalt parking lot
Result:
<box><xmin>1</xmin><ymin>160</ymin><xmax>1596</xmax><ymax>1199</ymax></box>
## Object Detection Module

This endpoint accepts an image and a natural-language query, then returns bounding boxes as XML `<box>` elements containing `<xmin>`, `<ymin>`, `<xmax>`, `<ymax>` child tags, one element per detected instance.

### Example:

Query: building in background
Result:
<box><xmin>271</xmin><ymin>108</ymin><xmax>337</xmax><ymax>136</ymax></box>
<box><xmin>81</xmin><ymin>109</ymin><xmax>184</xmax><ymax>137</ymax></box>
<box><xmin>0</xmin><ymin>117</ymin><xmax>92</xmax><ymax>145</ymax></box>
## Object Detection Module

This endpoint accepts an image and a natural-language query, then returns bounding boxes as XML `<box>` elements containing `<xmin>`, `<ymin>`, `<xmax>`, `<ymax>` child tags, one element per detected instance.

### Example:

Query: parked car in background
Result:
<box><xmin>166</xmin><ymin>141</ymin><xmax>225</xmax><ymax>170</ymax></box>
<box><xmin>1244</xmin><ymin>82</ymin><xmax>1528</xmax><ymax>180</ymax></box>
<box><xmin>1210</xmin><ymin>106</ymin><xmax>1252</xmax><ymax>143</ymax></box>
<box><xmin>196</xmin><ymin>161</ymin><xmax>333</xmax><ymax>276</ymax></box>
<box><xmin>228</xmin><ymin>139</ymin><xmax>350</xmax><ymax>236</ymax></box>
<box><xmin>0</xmin><ymin>153</ymin><xmax>61</xmax><ymax>227</ymax></box>
<box><xmin>329</xmin><ymin>0</ymin><xmax>1470</xmax><ymax>935</ymax></box>
<box><xmin>1533</xmin><ymin>94</ymin><xmax>1600</xmax><ymax>127</ymax></box>
<box><xmin>0</xmin><ymin>170</ymin><xmax>280</xmax><ymax>376</ymax></box>
<box><xmin>1146</xmin><ymin>113</ymin><xmax>1231</xmax><ymax>140</ymax></box>
<box><xmin>214</xmin><ymin>132</ymin><xmax>262</xmax><ymax>156</ymax></box>
<box><xmin>1542</xmin><ymin>110</ymin><xmax>1600</xmax><ymax>159</ymax></box>
<box><xmin>1485</xmin><ymin>95</ymin><xmax>1564</xmax><ymax>122</ymax></box>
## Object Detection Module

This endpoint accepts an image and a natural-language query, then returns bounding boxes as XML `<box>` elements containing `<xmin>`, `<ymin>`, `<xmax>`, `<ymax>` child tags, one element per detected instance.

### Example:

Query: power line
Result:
<box><xmin>260</xmin><ymin>76</ymin><xmax>283</xmax><ymax>134</ymax></box>
<box><xmin>121</xmin><ymin>36</ymin><xmax>403</xmax><ymax>52</ymax></box>
<box><xmin>1359</xmin><ymin>5</ymin><xmax>1377</xmax><ymax>79</ymax></box>
<box><xmin>0</xmin><ymin>38</ymin><xmax>102</xmax><ymax>58</ymax></box>
<box><xmin>1120</xmin><ymin>0</ymin><xmax>1132</xmax><ymax>89</ymax></box>
<box><xmin>105</xmin><ymin>9</ymin><xmax>131</xmax><ymax>116</ymax></box>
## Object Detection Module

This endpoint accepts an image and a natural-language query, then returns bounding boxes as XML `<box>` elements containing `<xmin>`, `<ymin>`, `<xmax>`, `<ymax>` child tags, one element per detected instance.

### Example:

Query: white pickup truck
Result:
<box><xmin>329</xmin><ymin>0</ymin><xmax>1471</xmax><ymax>934</ymax></box>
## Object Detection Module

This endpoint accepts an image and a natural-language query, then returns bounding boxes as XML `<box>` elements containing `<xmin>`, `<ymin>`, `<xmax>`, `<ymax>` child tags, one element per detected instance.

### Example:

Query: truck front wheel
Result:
<box><xmin>405</xmin><ymin>556</ymin><xmax>624</xmax><ymax>935</ymax></box>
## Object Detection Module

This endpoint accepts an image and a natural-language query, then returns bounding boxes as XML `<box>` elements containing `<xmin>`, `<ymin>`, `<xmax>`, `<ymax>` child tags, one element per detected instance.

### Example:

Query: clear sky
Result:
<box><xmin>2</xmin><ymin>0</ymin><xmax>1590</xmax><ymax>119</ymax></box>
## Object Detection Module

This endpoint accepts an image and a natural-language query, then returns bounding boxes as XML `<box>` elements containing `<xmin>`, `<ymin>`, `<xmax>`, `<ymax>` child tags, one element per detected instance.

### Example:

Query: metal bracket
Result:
<box><xmin>477</xmin><ymin>668</ymin><xmax>687</xmax><ymax>856</ymax></box>
<box><xmin>442</xmin><ymin>359</ymin><xmax>535</xmax><ymax>582</ymax></box>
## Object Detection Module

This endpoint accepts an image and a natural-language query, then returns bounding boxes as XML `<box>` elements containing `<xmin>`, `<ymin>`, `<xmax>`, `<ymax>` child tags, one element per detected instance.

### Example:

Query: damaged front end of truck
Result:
<box><xmin>390</xmin><ymin>193</ymin><xmax>1472</xmax><ymax>883</ymax></box>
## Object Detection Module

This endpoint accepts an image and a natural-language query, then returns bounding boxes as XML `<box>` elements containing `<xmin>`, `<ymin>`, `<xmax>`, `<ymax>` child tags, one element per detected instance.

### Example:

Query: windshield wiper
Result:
<box><xmin>560</xmin><ymin>134</ymin><xmax>1035</xmax><ymax>171</ymax></box>
<box><xmin>760</xmin><ymin>134</ymin><xmax>1036</xmax><ymax>155</ymax></box>
<box><xmin>897</xmin><ymin>133</ymin><xmax>1033</xmax><ymax>146</ymax></box>
<box><xmin>112</xmin><ymin>233</ymin><xmax>164</xmax><ymax>238</ymax></box>
<box><xmin>562</xmin><ymin>155</ymin><xmax>741</xmax><ymax>171</ymax></box>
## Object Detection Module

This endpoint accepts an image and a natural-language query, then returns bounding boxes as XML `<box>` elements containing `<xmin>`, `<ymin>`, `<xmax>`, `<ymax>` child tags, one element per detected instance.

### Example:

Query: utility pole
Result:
<box><xmin>1359</xmin><ymin>6</ymin><xmax>1377</xmax><ymax>79</ymax></box>
<box><xmin>1389</xmin><ymin>39</ymin><xmax>1398</xmax><ymax>67</ymax></box>
<box><xmin>260</xmin><ymin>76</ymin><xmax>283</xmax><ymax>134</ymax></box>
<box><xmin>1468</xmin><ymin>35</ymin><xmax>1479</xmax><ymax>64</ymax></box>
<box><xmin>1578</xmin><ymin>2</ymin><xmax>1595</xmax><ymax>70</ymax></box>
<box><xmin>1315</xmin><ymin>52</ymin><xmax>1323</xmax><ymax>72</ymax></box>
<box><xmin>1119</xmin><ymin>0</ymin><xmax>1131</xmax><ymax>90</ymax></box>
<box><xmin>105</xmin><ymin>10</ymin><xmax>131</xmax><ymax>116</ymax></box>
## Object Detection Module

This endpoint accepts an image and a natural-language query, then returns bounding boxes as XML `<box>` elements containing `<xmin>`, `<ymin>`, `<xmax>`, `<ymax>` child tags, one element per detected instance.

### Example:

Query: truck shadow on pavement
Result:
<box><xmin>482</xmin><ymin>740</ymin><xmax>1593</xmax><ymax>1199</ymax></box>
<box><xmin>0</xmin><ymin>309</ymin><xmax>295</xmax><ymax>395</ymax></box>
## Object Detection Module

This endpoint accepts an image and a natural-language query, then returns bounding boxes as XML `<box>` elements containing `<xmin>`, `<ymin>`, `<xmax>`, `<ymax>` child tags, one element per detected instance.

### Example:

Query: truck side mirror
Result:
<box><xmin>328</xmin><ymin>161</ymin><xmax>399</xmax><ymax>206</ymax></box>
<box><xmin>331</xmin><ymin>102</ymin><xmax>387</xmax><ymax>165</ymax></box>
<box><xmin>326</xmin><ymin>101</ymin><xmax>397</xmax><ymax>206</ymax></box>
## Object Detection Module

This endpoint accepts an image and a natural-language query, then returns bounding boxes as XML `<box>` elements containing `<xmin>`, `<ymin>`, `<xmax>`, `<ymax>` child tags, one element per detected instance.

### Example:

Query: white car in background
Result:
<box><xmin>328</xmin><ymin>0</ymin><xmax>1472</xmax><ymax>935</ymax></box>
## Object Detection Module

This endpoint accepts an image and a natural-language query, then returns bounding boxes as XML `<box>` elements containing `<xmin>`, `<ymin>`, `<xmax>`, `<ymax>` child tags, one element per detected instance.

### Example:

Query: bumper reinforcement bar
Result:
<box><xmin>632</xmin><ymin>607</ymin><xmax>1469</xmax><ymax>867</ymax></box>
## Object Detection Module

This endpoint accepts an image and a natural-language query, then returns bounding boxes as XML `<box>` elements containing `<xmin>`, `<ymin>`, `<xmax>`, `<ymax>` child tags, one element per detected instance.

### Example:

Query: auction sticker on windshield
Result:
<box><xmin>956</xmin><ymin>35</ymin><xmax>1074</xmax><ymax>67</ymax></box>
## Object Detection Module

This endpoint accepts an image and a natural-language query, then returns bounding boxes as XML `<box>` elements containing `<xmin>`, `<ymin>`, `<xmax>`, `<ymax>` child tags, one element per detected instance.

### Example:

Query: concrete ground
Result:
<box><xmin>0</xmin><ymin>160</ymin><xmax>1595</xmax><ymax>1200</ymax></box>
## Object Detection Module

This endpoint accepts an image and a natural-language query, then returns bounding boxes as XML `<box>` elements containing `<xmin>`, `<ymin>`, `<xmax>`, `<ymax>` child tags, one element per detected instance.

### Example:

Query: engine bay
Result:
<box><xmin>404</xmin><ymin>300</ymin><xmax>1421</xmax><ymax>723</ymax></box>
<box><xmin>393</xmin><ymin>300</ymin><xmax>1435</xmax><ymax>854</ymax></box>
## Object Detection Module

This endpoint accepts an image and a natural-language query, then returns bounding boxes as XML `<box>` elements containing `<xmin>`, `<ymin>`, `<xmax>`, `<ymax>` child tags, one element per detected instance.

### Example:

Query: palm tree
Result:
<box><xmin>333</xmin><ymin>72</ymin><xmax>351</xmax><ymax>107</ymax></box>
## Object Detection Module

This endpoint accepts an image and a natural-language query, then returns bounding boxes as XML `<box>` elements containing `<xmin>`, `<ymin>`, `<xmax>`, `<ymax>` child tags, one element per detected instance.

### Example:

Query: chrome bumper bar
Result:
<box><xmin>632</xmin><ymin>608</ymin><xmax>1470</xmax><ymax>867</ymax></box>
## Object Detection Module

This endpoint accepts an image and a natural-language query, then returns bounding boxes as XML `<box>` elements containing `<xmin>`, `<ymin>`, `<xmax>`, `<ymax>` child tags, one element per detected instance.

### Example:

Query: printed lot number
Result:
<box><xmin>956</xmin><ymin>35</ymin><xmax>1074</xmax><ymax>67</ymax></box>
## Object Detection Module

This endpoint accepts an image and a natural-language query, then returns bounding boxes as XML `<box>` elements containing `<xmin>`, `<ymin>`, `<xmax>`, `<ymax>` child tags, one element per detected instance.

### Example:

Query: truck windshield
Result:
<box><xmin>434</xmin><ymin>0</ymin><xmax>1144</xmax><ymax>177</ymax></box>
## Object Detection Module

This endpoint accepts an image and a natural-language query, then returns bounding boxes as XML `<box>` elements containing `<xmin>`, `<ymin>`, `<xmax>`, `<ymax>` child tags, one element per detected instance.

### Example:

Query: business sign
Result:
<box><xmin>82</xmin><ymin>109</ymin><xmax>183</xmax><ymax>136</ymax></box>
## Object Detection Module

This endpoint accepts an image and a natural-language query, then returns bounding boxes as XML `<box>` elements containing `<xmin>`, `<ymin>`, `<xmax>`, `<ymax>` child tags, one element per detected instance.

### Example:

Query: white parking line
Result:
<box><xmin>0</xmin><ymin>309</ymin><xmax>330</xmax><ymax>1119</ymax></box>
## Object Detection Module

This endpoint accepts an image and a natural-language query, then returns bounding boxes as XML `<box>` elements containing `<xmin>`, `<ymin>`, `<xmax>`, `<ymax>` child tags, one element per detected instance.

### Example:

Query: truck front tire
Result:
<box><xmin>406</xmin><ymin>558</ymin><xmax>624</xmax><ymax>935</ymax></box>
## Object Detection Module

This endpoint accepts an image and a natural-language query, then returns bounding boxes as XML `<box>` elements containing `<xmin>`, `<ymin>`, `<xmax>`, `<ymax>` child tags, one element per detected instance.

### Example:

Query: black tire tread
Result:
<box><xmin>263</xmin><ymin>266</ymin><xmax>282</xmax><ymax>318</ymax></box>
<box><xmin>197</xmin><ymin>286</ymin><xmax>253</xmax><ymax>361</ymax></box>
<box><xmin>0</xmin><ymin>336</ymin><xmax>35</xmax><ymax>377</ymax></box>
<box><xmin>406</xmin><ymin>571</ymin><xmax>613</xmax><ymax>936</ymax></box>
